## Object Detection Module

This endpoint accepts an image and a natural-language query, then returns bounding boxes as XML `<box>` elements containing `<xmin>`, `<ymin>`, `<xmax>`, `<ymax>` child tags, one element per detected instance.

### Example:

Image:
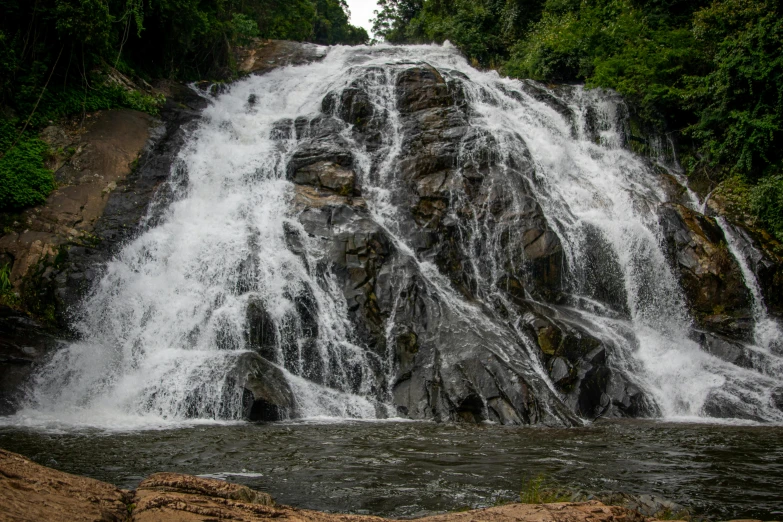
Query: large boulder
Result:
<box><xmin>234</xmin><ymin>39</ymin><xmax>326</xmax><ymax>76</ymax></box>
<box><xmin>522</xmin><ymin>305</ymin><xmax>653</xmax><ymax>419</ymax></box>
<box><xmin>295</xmin><ymin>198</ymin><xmax>578</xmax><ymax>425</ymax></box>
<box><xmin>393</xmin><ymin>66</ymin><xmax>564</xmax><ymax>303</ymax></box>
<box><xmin>238</xmin><ymin>353</ymin><xmax>297</xmax><ymax>422</ymax></box>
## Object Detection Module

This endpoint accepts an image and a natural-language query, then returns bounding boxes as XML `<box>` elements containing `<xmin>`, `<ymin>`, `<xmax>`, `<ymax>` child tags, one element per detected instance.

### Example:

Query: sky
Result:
<box><xmin>344</xmin><ymin>0</ymin><xmax>380</xmax><ymax>36</ymax></box>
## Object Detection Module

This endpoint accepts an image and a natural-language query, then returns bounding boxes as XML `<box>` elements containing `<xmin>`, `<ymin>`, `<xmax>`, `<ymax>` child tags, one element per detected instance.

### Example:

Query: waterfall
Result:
<box><xmin>716</xmin><ymin>217</ymin><xmax>783</xmax><ymax>354</ymax></box>
<box><xmin>8</xmin><ymin>43</ymin><xmax>782</xmax><ymax>429</ymax></box>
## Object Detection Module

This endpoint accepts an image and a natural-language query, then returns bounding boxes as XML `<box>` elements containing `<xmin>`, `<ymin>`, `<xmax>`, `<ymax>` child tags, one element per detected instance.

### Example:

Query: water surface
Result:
<box><xmin>1</xmin><ymin>419</ymin><xmax>781</xmax><ymax>519</ymax></box>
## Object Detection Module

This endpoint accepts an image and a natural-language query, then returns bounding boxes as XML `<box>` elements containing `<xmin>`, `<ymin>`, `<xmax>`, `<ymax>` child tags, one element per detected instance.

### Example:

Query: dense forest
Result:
<box><xmin>374</xmin><ymin>0</ymin><xmax>783</xmax><ymax>241</ymax></box>
<box><xmin>0</xmin><ymin>0</ymin><xmax>367</xmax><ymax>212</ymax></box>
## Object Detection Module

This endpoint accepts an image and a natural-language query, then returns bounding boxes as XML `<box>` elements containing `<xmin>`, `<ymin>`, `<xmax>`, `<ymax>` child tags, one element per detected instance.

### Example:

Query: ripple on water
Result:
<box><xmin>0</xmin><ymin>419</ymin><xmax>781</xmax><ymax>520</ymax></box>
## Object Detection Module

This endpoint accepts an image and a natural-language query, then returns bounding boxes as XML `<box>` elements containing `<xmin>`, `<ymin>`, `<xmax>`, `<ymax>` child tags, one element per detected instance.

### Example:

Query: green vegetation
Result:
<box><xmin>750</xmin><ymin>175</ymin><xmax>783</xmax><ymax>242</ymax></box>
<box><xmin>520</xmin><ymin>475</ymin><xmax>571</xmax><ymax>504</ymax></box>
<box><xmin>374</xmin><ymin>0</ymin><xmax>783</xmax><ymax>241</ymax></box>
<box><xmin>0</xmin><ymin>263</ymin><xmax>18</xmax><ymax>306</ymax></box>
<box><xmin>0</xmin><ymin>0</ymin><xmax>366</xmax><ymax>214</ymax></box>
<box><xmin>0</xmin><ymin>119</ymin><xmax>53</xmax><ymax>211</ymax></box>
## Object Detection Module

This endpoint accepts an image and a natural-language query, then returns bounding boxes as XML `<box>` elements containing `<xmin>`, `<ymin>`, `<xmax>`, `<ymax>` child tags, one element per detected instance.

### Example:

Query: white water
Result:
<box><xmin>716</xmin><ymin>217</ymin><xmax>783</xmax><ymax>354</ymax></box>
<box><xmin>6</xmin><ymin>43</ymin><xmax>782</xmax><ymax>429</ymax></box>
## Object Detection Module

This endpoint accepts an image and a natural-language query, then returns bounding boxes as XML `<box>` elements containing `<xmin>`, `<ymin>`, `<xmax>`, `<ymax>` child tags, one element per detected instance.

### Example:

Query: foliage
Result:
<box><xmin>0</xmin><ymin>0</ymin><xmax>366</xmax><ymax>97</ymax></box>
<box><xmin>313</xmin><ymin>0</ymin><xmax>369</xmax><ymax>45</ymax></box>
<box><xmin>711</xmin><ymin>174</ymin><xmax>752</xmax><ymax>220</ymax></box>
<box><xmin>685</xmin><ymin>0</ymin><xmax>783</xmax><ymax>178</ymax></box>
<box><xmin>0</xmin><ymin>263</ymin><xmax>15</xmax><ymax>305</ymax></box>
<box><xmin>375</xmin><ymin>0</ymin><xmax>543</xmax><ymax>66</ymax></box>
<box><xmin>520</xmin><ymin>475</ymin><xmax>571</xmax><ymax>504</ymax></box>
<box><xmin>232</xmin><ymin>13</ymin><xmax>261</xmax><ymax>46</ymax></box>
<box><xmin>504</xmin><ymin>0</ymin><xmax>708</xmax><ymax>127</ymax></box>
<box><xmin>750</xmin><ymin>175</ymin><xmax>783</xmax><ymax>242</ymax></box>
<box><xmin>117</xmin><ymin>0</ymin><xmax>367</xmax><ymax>78</ymax></box>
<box><xmin>373</xmin><ymin>0</ymin><xmax>425</xmax><ymax>44</ymax></box>
<box><xmin>0</xmin><ymin>119</ymin><xmax>54</xmax><ymax>211</ymax></box>
<box><xmin>32</xmin><ymin>82</ymin><xmax>164</xmax><ymax>126</ymax></box>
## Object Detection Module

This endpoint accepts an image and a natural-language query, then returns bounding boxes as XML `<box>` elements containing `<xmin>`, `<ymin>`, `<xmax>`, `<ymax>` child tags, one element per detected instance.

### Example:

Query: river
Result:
<box><xmin>1</xmin><ymin>420</ymin><xmax>781</xmax><ymax>519</ymax></box>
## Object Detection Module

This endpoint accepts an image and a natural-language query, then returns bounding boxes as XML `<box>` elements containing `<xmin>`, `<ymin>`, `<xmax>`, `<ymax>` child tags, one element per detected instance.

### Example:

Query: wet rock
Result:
<box><xmin>293</xmin><ymin>198</ymin><xmax>576</xmax><ymax>424</ymax></box>
<box><xmin>702</xmin><ymin>393</ymin><xmax>765</xmax><ymax>422</ymax></box>
<box><xmin>294</xmin><ymin>185</ymin><xmax>367</xmax><ymax>210</ymax></box>
<box><xmin>138</xmin><ymin>472</ymin><xmax>273</xmax><ymax>505</ymax></box>
<box><xmin>396</xmin><ymin>65</ymin><xmax>457</xmax><ymax>113</ymax></box>
<box><xmin>0</xmin><ymin>305</ymin><xmax>63</xmax><ymax>415</ymax></box>
<box><xmin>524</xmin><ymin>308</ymin><xmax>651</xmax><ymax>419</ymax></box>
<box><xmin>274</xmin><ymin>63</ymin><xmax>633</xmax><ymax>425</ymax></box>
<box><xmin>752</xmin><ymin>243</ymin><xmax>783</xmax><ymax>319</ymax></box>
<box><xmin>234</xmin><ymin>39</ymin><xmax>326</xmax><ymax>76</ymax></box>
<box><xmin>292</xmin><ymin>160</ymin><xmax>357</xmax><ymax>196</ymax></box>
<box><xmin>722</xmin><ymin>220</ymin><xmax>783</xmax><ymax>319</ymax></box>
<box><xmin>772</xmin><ymin>387</ymin><xmax>783</xmax><ymax>412</ymax></box>
<box><xmin>239</xmin><ymin>352</ymin><xmax>296</xmax><ymax>422</ymax></box>
<box><xmin>323</xmin><ymin>88</ymin><xmax>374</xmax><ymax>127</ymax></box>
<box><xmin>659</xmin><ymin>204</ymin><xmax>753</xmax><ymax>340</ymax></box>
<box><xmin>288</xmin><ymin>134</ymin><xmax>354</xmax><ymax>175</ymax></box>
<box><xmin>703</xmin><ymin>184</ymin><xmax>783</xmax><ymax>320</ymax></box>
<box><xmin>694</xmin><ymin>330</ymin><xmax>752</xmax><ymax>368</ymax></box>
<box><xmin>392</xmin><ymin>66</ymin><xmax>564</xmax><ymax>302</ymax></box>
<box><xmin>245</xmin><ymin>297</ymin><xmax>277</xmax><ymax>361</ymax></box>
<box><xmin>572</xmin><ymin>224</ymin><xmax>630</xmax><ymax>317</ymax></box>
<box><xmin>513</xmin><ymin>81</ymin><xmax>575</xmax><ymax>129</ymax></box>
<box><xmin>549</xmin><ymin>357</ymin><xmax>573</xmax><ymax>386</ymax></box>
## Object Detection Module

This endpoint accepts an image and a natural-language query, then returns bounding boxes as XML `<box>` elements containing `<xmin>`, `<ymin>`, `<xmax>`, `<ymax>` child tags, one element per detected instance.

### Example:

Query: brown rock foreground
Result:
<box><xmin>0</xmin><ymin>448</ymin><xmax>130</xmax><ymax>522</ymax></box>
<box><xmin>0</xmin><ymin>448</ymin><xmax>663</xmax><ymax>522</ymax></box>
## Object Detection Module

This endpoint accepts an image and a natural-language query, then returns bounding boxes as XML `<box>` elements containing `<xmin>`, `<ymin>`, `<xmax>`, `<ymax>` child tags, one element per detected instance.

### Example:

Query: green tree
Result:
<box><xmin>314</xmin><ymin>0</ymin><xmax>369</xmax><ymax>45</ymax></box>
<box><xmin>685</xmin><ymin>0</ymin><xmax>783</xmax><ymax>178</ymax></box>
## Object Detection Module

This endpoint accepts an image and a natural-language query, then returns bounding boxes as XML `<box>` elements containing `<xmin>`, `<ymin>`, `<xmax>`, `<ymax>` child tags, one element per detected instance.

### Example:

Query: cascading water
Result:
<box><xmin>716</xmin><ymin>217</ymin><xmax>783</xmax><ymax>355</ymax></box>
<box><xmin>8</xmin><ymin>43</ymin><xmax>782</xmax><ymax>429</ymax></box>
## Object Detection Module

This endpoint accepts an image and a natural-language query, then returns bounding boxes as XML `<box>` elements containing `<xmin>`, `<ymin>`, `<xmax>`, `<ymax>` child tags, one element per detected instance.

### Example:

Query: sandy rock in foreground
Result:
<box><xmin>0</xmin><ymin>449</ymin><xmax>130</xmax><ymax>521</ymax></box>
<box><xmin>1</xmin><ymin>448</ymin><xmax>658</xmax><ymax>522</ymax></box>
<box><xmin>132</xmin><ymin>491</ymin><xmax>648</xmax><ymax>522</ymax></box>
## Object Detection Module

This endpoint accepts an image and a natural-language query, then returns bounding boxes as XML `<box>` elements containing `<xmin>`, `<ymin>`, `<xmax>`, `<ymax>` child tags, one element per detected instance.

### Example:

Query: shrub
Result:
<box><xmin>0</xmin><ymin>263</ymin><xmax>12</xmax><ymax>295</ymax></box>
<box><xmin>0</xmin><ymin>119</ymin><xmax>55</xmax><ymax>212</ymax></box>
<box><xmin>750</xmin><ymin>175</ymin><xmax>783</xmax><ymax>242</ymax></box>
<box><xmin>520</xmin><ymin>475</ymin><xmax>571</xmax><ymax>504</ymax></box>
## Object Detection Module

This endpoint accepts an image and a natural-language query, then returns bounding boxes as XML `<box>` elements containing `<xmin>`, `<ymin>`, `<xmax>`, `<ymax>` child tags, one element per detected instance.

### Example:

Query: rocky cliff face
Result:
<box><xmin>263</xmin><ymin>63</ymin><xmax>651</xmax><ymax>424</ymax></box>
